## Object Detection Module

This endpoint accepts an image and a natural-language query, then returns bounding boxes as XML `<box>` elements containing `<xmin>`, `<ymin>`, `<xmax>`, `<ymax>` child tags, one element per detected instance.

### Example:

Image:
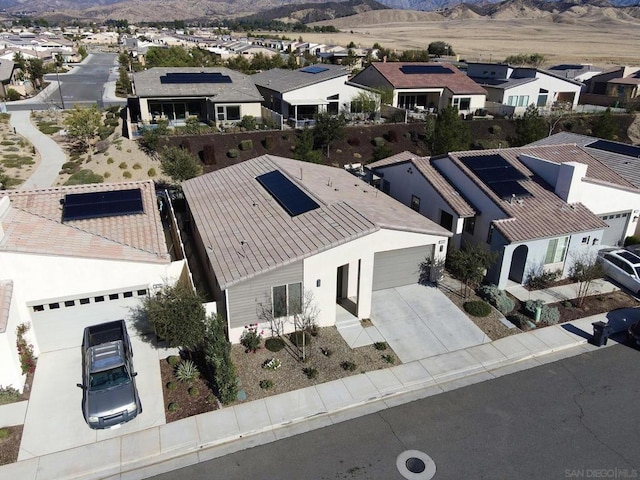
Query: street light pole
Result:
<box><xmin>55</xmin><ymin>59</ymin><xmax>65</xmax><ymax>110</ymax></box>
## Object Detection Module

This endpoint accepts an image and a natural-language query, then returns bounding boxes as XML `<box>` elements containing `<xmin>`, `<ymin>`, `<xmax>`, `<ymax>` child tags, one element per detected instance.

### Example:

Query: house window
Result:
<box><xmin>464</xmin><ymin>216</ymin><xmax>476</xmax><ymax>234</ymax></box>
<box><xmin>545</xmin><ymin>236</ymin><xmax>569</xmax><ymax>264</ymax></box>
<box><xmin>410</xmin><ymin>195</ymin><xmax>420</xmax><ymax>212</ymax></box>
<box><xmin>272</xmin><ymin>282</ymin><xmax>303</xmax><ymax>318</ymax></box>
<box><xmin>217</xmin><ymin>105</ymin><xmax>241</xmax><ymax>121</ymax></box>
<box><xmin>64</xmin><ymin>300</ymin><xmax>75</xmax><ymax>307</ymax></box>
<box><xmin>453</xmin><ymin>97</ymin><xmax>471</xmax><ymax>110</ymax></box>
<box><xmin>517</xmin><ymin>95</ymin><xmax>529</xmax><ymax>107</ymax></box>
<box><xmin>487</xmin><ymin>224</ymin><xmax>495</xmax><ymax>244</ymax></box>
<box><xmin>440</xmin><ymin>210</ymin><xmax>453</xmax><ymax>232</ymax></box>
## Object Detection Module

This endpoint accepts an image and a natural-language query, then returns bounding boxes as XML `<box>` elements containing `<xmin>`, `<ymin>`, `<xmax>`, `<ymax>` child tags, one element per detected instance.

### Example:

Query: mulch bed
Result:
<box><xmin>551</xmin><ymin>290</ymin><xmax>639</xmax><ymax>322</ymax></box>
<box><xmin>159</xmin><ymin>360</ymin><xmax>218</xmax><ymax>423</ymax></box>
<box><xmin>230</xmin><ymin>327</ymin><xmax>400</xmax><ymax>404</ymax></box>
<box><xmin>0</xmin><ymin>425</ymin><xmax>22</xmax><ymax>466</ymax></box>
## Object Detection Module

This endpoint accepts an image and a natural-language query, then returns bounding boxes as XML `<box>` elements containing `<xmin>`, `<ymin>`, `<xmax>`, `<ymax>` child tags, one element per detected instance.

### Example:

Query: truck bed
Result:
<box><xmin>86</xmin><ymin>320</ymin><xmax>126</xmax><ymax>347</ymax></box>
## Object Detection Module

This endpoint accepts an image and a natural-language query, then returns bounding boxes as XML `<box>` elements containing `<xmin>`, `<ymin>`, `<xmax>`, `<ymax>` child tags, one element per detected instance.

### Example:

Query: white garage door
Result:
<box><xmin>372</xmin><ymin>245</ymin><xmax>433</xmax><ymax>291</ymax></box>
<box><xmin>600</xmin><ymin>212</ymin><xmax>630</xmax><ymax>247</ymax></box>
<box><xmin>30</xmin><ymin>292</ymin><xmax>148</xmax><ymax>353</ymax></box>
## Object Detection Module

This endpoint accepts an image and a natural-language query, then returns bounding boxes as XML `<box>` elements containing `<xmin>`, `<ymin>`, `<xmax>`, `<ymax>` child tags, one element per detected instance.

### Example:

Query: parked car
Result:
<box><xmin>77</xmin><ymin>320</ymin><xmax>142</xmax><ymax>429</ymax></box>
<box><xmin>597</xmin><ymin>248</ymin><xmax>640</xmax><ymax>296</ymax></box>
<box><xmin>629</xmin><ymin>318</ymin><xmax>640</xmax><ymax>346</ymax></box>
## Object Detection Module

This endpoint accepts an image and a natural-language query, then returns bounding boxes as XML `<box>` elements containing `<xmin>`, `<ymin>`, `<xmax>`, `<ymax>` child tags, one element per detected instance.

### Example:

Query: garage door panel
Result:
<box><xmin>601</xmin><ymin>212</ymin><xmax>629</xmax><ymax>247</ymax></box>
<box><xmin>373</xmin><ymin>245</ymin><xmax>433</xmax><ymax>291</ymax></box>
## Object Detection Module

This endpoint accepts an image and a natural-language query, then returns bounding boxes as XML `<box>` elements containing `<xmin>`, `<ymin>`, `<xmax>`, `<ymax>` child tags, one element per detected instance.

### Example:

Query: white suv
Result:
<box><xmin>597</xmin><ymin>248</ymin><xmax>640</xmax><ymax>296</ymax></box>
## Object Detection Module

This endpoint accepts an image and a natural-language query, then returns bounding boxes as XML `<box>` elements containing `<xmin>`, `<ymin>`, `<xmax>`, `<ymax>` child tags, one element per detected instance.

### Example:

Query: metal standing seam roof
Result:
<box><xmin>132</xmin><ymin>67</ymin><xmax>264</xmax><ymax>102</ymax></box>
<box><xmin>251</xmin><ymin>65</ymin><xmax>350</xmax><ymax>94</ymax></box>
<box><xmin>528</xmin><ymin>132</ymin><xmax>640</xmax><ymax>189</ymax></box>
<box><xmin>0</xmin><ymin>279</ymin><xmax>12</xmax><ymax>334</ymax></box>
<box><xmin>0</xmin><ymin>181</ymin><xmax>170</xmax><ymax>264</ymax></box>
<box><xmin>369</xmin><ymin>151</ymin><xmax>476</xmax><ymax>218</ymax></box>
<box><xmin>356</xmin><ymin>62</ymin><xmax>487</xmax><ymax>95</ymax></box>
<box><xmin>445</xmin><ymin>145</ymin><xmax>618</xmax><ymax>243</ymax></box>
<box><xmin>181</xmin><ymin>155</ymin><xmax>451</xmax><ymax>290</ymax></box>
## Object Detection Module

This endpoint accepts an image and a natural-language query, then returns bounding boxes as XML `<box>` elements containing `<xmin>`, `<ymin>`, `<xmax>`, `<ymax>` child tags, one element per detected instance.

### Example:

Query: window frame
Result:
<box><xmin>544</xmin><ymin>236</ymin><xmax>569</xmax><ymax>265</ymax></box>
<box><xmin>410</xmin><ymin>194</ymin><xmax>421</xmax><ymax>212</ymax></box>
<box><xmin>464</xmin><ymin>216</ymin><xmax>476</xmax><ymax>234</ymax></box>
<box><xmin>272</xmin><ymin>282</ymin><xmax>303</xmax><ymax>318</ymax></box>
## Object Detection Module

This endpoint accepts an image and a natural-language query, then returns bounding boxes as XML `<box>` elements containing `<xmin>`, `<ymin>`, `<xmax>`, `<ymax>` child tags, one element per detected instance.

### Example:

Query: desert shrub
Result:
<box><xmin>382</xmin><ymin>354</ymin><xmax>395</xmax><ymax>364</ymax></box>
<box><xmin>64</xmin><ymin>169</ymin><xmax>103</xmax><ymax>185</ymax></box>
<box><xmin>60</xmin><ymin>161</ymin><xmax>81</xmax><ymax>174</ymax></box>
<box><xmin>227</xmin><ymin>148</ymin><xmax>239</xmax><ymax>158</ymax></box>
<box><xmin>262</xmin><ymin>358</ymin><xmax>281</xmax><ymax>370</ymax></box>
<box><xmin>341</xmin><ymin>361</ymin><xmax>357</xmax><ymax>371</ymax></box>
<box><xmin>262</xmin><ymin>136</ymin><xmax>274</xmax><ymax>149</ymax></box>
<box><xmin>3</xmin><ymin>146</ymin><xmax>18</xmax><ymax>152</ymax></box>
<box><xmin>107</xmin><ymin>157</ymin><xmax>114</xmax><ymax>164</ymax></box>
<box><xmin>132</xmin><ymin>163</ymin><xmax>142</xmax><ymax>169</ymax></box>
<box><xmin>388</xmin><ymin>129</ymin><xmax>398</xmax><ymax>143</ymax></box>
<box><xmin>36</xmin><ymin>121</ymin><xmax>61</xmax><ymax>135</ymax></box>
<box><xmin>175</xmin><ymin>359</ymin><xmax>200</xmax><ymax>382</ymax></box>
<box><xmin>507</xmin><ymin>312</ymin><xmax>533</xmax><ymax>331</ymax></box>
<box><xmin>118</xmin><ymin>162</ymin><xmax>127</xmax><ymax>169</ymax></box>
<box><xmin>463</xmin><ymin>300</ymin><xmax>491</xmax><ymax>317</ymax></box>
<box><xmin>147</xmin><ymin>168</ymin><xmax>157</xmax><ymax>177</ymax></box>
<box><xmin>541</xmin><ymin>306</ymin><xmax>560</xmax><ymax>325</ymax></box>
<box><xmin>122</xmin><ymin>171</ymin><xmax>132</xmax><ymax>178</ymax></box>
<box><xmin>0</xmin><ymin>428</ymin><xmax>8</xmax><ymax>440</ymax></box>
<box><xmin>106</xmin><ymin>112</ymin><xmax>115</xmax><ymax>119</ymax></box>
<box><xmin>6</xmin><ymin>88</ymin><xmax>20</xmax><ymax>101</ymax></box>
<box><xmin>523</xmin><ymin>299</ymin><xmax>545</xmax><ymax>318</ymax></box>
<box><xmin>289</xmin><ymin>330</ymin><xmax>311</xmax><ymax>347</ymax></box>
<box><xmin>240</xmin><ymin>326</ymin><xmax>262</xmax><ymax>353</ymax></box>
<box><xmin>624</xmin><ymin>235</ymin><xmax>640</xmax><ymax>246</ymax></box>
<box><xmin>0</xmin><ymin>385</ymin><xmax>20</xmax><ymax>405</ymax></box>
<box><xmin>104</xmin><ymin>172</ymin><xmax>111</xmax><ymax>178</ymax></box>
<box><xmin>188</xmin><ymin>386</ymin><xmax>199</xmax><ymax>397</ymax></box>
<box><xmin>373</xmin><ymin>341</ymin><xmax>388</xmax><ymax>351</ymax></box>
<box><xmin>265</xmin><ymin>337</ymin><xmax>285</xmax><ymax>352</ymax></box>
<box><xmin>478</xmin><ymin>284</ymin><xmax>514</xmax><ymax>314</ymax></box>
<box><xmin>347</xmin><ymin>137</ymin><xmax>361</xmax><ymax>146</ymax></box>
<box><xmin>526</xmin><ymin>264</ymin><xmax>561</xmax><ymax>290</ymax></box>
<box><xmin>372</xmin><ymin>143</ymin><xmax>394</xmax><ymax>161</ymax></box>
<box><xmin>95</xmin><ymin>140</ymin><xmax>109</xmax><ymax>154</ymax></box>
<box><xmin>239</xmin><ymin>139</ymin><xmax>253</xmax><ymax>151</ymax></box>
<box><xmin>321</xmin><ymin>347</ymin><xmax>333</xmax><ymax>357</ymax></box>
<box><xmin>372</xmin><ymin>136</ymin><xmax>385</xmax><ymax>147</ymax></box>
<box><xmin>303</xmin><ymin>367</ymin><xmax>318</xmax><ymax>379</ymax></box>
<box><xmin>166</xmin><ymin>381</ymin><xmax>177</xmax><ymax>391</ymax></box>
<box><xmin>167</xmin><ymin>355</ymin><xmax>181</xmax><ymax>366</ymax></box>
<box><xmin>259</xmin><ymin>379</ymin><xmax>274</xmax><ymax>390</ymax></box>
<box><xmin>489</xmin><ymin>125</ymin><xmax>502</xmax><ymax>135</ymax></box>
<box><xmin>98</xmin><ymin>125</ymin><xmax>115</xmax><ymax>140</ymax></box>
<box><xmin>168</xmin><ymin>402</ymin><xmax>178</xmax><ymax>412</ymax></box>
<box><xmin>1</xmin><ymin>141</ymin><xmax>14</xmax><ymax>146</ymax></box>
<box><xmin>239</xmin><ymin>115</ymin><xmax>257</xmax><ymax>130</ymax></box>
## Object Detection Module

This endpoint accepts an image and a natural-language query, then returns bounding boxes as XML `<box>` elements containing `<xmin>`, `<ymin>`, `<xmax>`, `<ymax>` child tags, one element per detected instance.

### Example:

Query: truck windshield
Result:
<box><xmin>89</xmin><ymin>366</ymin><xmax>130</xmax><ymax>391</ymax></box>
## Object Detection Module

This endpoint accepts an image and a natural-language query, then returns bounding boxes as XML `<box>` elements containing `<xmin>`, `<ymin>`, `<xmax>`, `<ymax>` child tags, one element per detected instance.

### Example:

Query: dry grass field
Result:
<box><xmin>302</xmin><ymin>10</ymin><xmax>640</xmax><ymax>66</ymax></box>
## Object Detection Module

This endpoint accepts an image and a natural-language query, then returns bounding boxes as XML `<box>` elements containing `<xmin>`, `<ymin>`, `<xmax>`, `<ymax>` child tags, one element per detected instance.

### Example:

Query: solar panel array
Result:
<box><xmin>160</xmin><ymin>72</ymin><xmax>232</xmax><ymax>84</ymax></box>
<box><xmin>62</xmin><ymin>188</ymin><xmax>144</xmax><ymax>222</ymax></box>
<box><xmin>299</xmin><ymin>66</ymin><xmax>330</xmax><ymax>74</ymax></box>
<box><xmin>256</xmin><ymin>170</ymin><xmax>319</xmax><ymax>217</ymax></box>
<box><xmin>460</xmin><ymin>154</ymin><xmax>531</xmax><ymax>200</ymax></box>
<box><xmin>400</xmin><ymin>65</ymin><xmax>454</xmax><ymax>75</ymax></box>
<box><xmin>587</xmin><ymin>139</ymin><xmax>640</xmax><ymax>158</ymax></box>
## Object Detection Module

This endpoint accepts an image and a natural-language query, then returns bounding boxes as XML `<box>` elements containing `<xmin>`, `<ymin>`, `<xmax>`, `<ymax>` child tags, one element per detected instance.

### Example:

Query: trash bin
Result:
<box><xmin>591</xmin><ymin>321</ymin><xmax>611</xmax><ymax>347</ymax></box>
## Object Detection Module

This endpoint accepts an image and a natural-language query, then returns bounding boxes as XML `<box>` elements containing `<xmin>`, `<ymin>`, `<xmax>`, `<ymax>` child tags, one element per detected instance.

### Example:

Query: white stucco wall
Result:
<box><xmin>0</xmin><ymin>292</ymin><xmax>26</xmax><ymax>392</ymax></box>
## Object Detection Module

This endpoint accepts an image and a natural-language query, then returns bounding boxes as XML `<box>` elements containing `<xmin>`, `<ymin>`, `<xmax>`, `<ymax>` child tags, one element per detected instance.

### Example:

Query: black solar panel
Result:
<box><xmin>488</xmin><ymin>182</ymin><xmax>531</xmax><ymax>201</ymax></box>
<box><xmin>299</xmin><ymin>65</ymin><xmax>329</xmax><ymax>74</ymax></box>
<box><xmin>160</xmin><ymin>72</ymin><xmax>232</xmax><ymax>84</ymax></box>
<box><xmin>63</xmin><ymin>188</ymin><xmax>144</xmax><ymax>221</ymax></box>
<box><xmin>587</xmin><ymin>139</ymin><xmax>640</xmax><ymax>158</ymax></box>
<box><xmin>400</xmin><ymin>65</ymin><xmax>454</xmax><ymax>75</ymax></box>
<box><xmin>460</xmin><ymin>154</ymin><xmax>531</xmax><ymax>200</ymax></box>
<box><xmin>474</xmin><ymin>165</ymin><xmax>527</xmax><ymax>184</ymax></box>
<box><xmin>256</xmin><ymin>170</ymin><xmax>319</xmax><ymax>217</ymax></box>
<box><xmin>461</xmin><ymin>154</ymin><xmax>508</xmax><ymax>170</ymax></box>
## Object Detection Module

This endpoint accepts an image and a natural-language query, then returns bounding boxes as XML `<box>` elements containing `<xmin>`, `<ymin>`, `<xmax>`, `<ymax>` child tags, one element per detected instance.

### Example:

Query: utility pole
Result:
<box><xmin>55</xmin><ymin>54</ymin><xmax>65</xmax><ymax>110</ymax></box>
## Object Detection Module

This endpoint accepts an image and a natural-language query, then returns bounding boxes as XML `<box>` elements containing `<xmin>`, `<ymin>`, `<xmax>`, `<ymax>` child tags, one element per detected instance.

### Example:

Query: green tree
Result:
<box><xmin>63</xmin><ymin>105</ymin><xmax>102</xmax><ymax>152</ymax></box>
<box><xmin>428</xmin><ymin>41</ymin><xmax>455</xmax><ymax>57</ymax></box>
<box><xmin>293</xmin><ymin>127</ymin><xmax>322</xmax><ymax>163</ymax></box>
<box><xmin>428</xmin><ymin>105</ymin><xmax>470</xmax><ymax>155</ymax></box>
<box><xmin>142</xmin><ymin>283</ymin><xmax>206</xmax><ymax>353</ymax></box>
<box><xmin>203</xmin><ymin>314</ymin><xmax>238</xmax><ymax>404</ymax></box>
<box><xmin>26</xmin><ymin>58</ymin><xmax>45</xmax><ymax>89</ymax></box>
<box><xmin>372</xmin><ymin>142</ymin><xmax>393</xmax><ymax>161</ymax></box>
<box><xmin>116</xmin><ymin>66</ymin><xmax>132</xmax><ymax>95</ymax></box>
<box><xmin>592</xmin><ymin>107</ymin><xmax>616</xmax><ymax>140</ymax></box>
<box><xmin>183</xmin><ymin>116</ymin><xmax>202</xmax><ymax>135</ymax></box>
<box><xmin>77</xmin><ymin>45</ymin><xmax>88</xmax><ymax>60</ymax></box>
<box><xmin>140</xmin><ymin>119</ymin><xmax>168</xmax><ymax>154</ymax></box>
<box><xmin>568</xmin><ymin>252</ymin><xmax>604</xmax><ymax>307</ymax></box>
<box><xmin>312</xmin><ymin>112</ymin><xmax>346</xmax><ymax>158</ymax></box>
<box><xmin>12</xmin><ymin>52</ymin><xmax>26</xmax><ymax>72</ymax></box>
<box><xmin>514</xmin><ymin>104</ymin><xmax>547</xmax><ymax>146</ymax></box>
<box><xmin>446</xmin><ymin>242</ymin><xmax>498</xmax><ymax>297</ymax></box>
<box><xmin>286</xmin><ymin>52</ymin><xmax>299</xmax><ymax>70</ymax></box>
<box><xmin>159</xmin><ymin>145</ymin><xmax>203</xmax><ymax>182</ymax></box>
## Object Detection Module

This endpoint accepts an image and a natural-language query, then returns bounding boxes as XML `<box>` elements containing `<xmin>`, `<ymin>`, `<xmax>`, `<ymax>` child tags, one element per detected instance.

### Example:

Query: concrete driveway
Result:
<box><xmin>370</xmin><ymin>284</ymin><xmax>491</xmax><ymax>363</ymax></box>
<box><xmin>18</xmin><ymin>334</ymin><xmax>166</xmax><ymax>460</ymax></box>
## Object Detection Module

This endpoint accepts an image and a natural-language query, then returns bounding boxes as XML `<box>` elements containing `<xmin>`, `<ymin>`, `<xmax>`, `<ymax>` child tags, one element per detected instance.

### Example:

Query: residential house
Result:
<box><xmin>181</xmin><ymin>155</ymin><xmax>451</xmax><ymax>343</ymax></box>
<box><xmin>130</xmin><ymin>67</ymin><xmax>264</xmax><ymax>126</ymax></box>
<box><xmin>348</xmin><ymin>62</ymin><xmax>486</xmax><ymax>116</ymax></box>
<box><xmin>529</xmin><ymin>132</ymin><xmax>640</xmax><ymax>240</ymax></box>
<box><xmin>0</xmin><ymin>181</ymin><xmax>187</xmax><ymax>390</ymax></box>
<box><xmin>583</xmin><ymin>66</ymin><xmax>640</xmax><ymax>107</ymax></box>
<box><xmin>547</xmin><ymin>64</ymin><xmax>603</xmax><ymax>83</ymax></box>
<box><xmin>466</xmin><ymin>62</ymin><xmax>583</xmax><ymax>116</ymax></box>
<box><xmin>252</xmin><ymin>64</ymin><xmax>377</xmax><ymax>127</ymax></box>
<box><xmin>368</xmin><ymin>144</ymin><xmax>640</xmax><ymax>289</ymax></box>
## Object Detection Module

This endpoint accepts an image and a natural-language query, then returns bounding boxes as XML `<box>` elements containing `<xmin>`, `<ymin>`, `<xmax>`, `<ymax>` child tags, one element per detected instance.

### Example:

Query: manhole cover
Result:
<box><xmin>397</xmin><ymin>450</ymin><xmax>436</xmax><ymax>480</ymax></box>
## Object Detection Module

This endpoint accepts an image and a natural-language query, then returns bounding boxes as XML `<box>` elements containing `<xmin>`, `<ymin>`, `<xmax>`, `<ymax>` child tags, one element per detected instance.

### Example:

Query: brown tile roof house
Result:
<box><xmin>352</xmin><ymin>62</ymin><xmax>487</xmax><ymax>94</ymax></box>
<box><xmin>182</xmin><ymin>154</ymin><xmax>450</xmax><ymax>289</ymax></box>
<box><xmin>0</xmin><ymin>180</ymin><xmax>170</xmax><ymax>264</ymax></box>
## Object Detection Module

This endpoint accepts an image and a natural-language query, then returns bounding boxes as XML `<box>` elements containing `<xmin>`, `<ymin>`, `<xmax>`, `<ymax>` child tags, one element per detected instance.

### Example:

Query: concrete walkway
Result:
<box><xmin>506</xmin><ymin>278</ymin><xmax>620</xmax><ymax>305</ymax></box>
<box><xmin>10</xmin><ymin>110</ymin><xmax>67</xmax><ymax>190</ymax></box>
<box><xmin>1</xmin><ymin>310</ymin><xmax>631</xmax><ymax>480</ymax></box>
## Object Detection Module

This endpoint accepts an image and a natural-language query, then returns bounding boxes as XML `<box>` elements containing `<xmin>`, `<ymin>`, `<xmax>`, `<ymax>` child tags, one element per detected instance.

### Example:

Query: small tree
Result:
<box><xmin>159</xmin><ymin>145</ymin><xmax>203</xmax><ymax>183</ymax></box>
<box><xmin>142</xmin><ymin>283</ymin><xmax>206</xmax><ymax>353</ymax></box>
<box><xmin>63</xmin><ymin>105</ymin><xmax>102</xmax><ymax>152</ymax></box>
<box><xmin>183</xmin><ymin>116</ymin><xmax>202</xmax><ymax>135</ymax></box>
<box><xmin>569</xmin><ymin>252</ymin><xmax>604</xmax><ymax>307</ymax></box>
<box><xmin>140</xmin><ymin>119</ymin><xmax>169</xmax><ymax>154</ymax></box>
<box><xmin>592</xmin><ymin>107</ymin><xmax>616</xmax><ymax>140</ymax></box>
<box><xmin>428</xmin><ymin>105</ymin><xmax>471</xmax><ymax>155</ymax></box>
<box><xmin>203</xmin><ymin>313</ymin><xmax>238</xmax><ymax>404</ymax></box>
<box><xmin>312</xmin><ymin>111</ymin><xmax>346</xmax><ymax>158</ymax></box>
<box><xmin>293</xmin><ymin>127</ymin><xmax>322</xmax><ymax>163</ymax></box>
<box><xmin>446</xmin><ymin>242</ymin><xmax>498</xmax><ymax>297</ymax></box>
<box><xmin>514</xmin><ymin>105</ymin><xmax>547</xmax><ymax>146</ymax></box>
<box><xmin>428</xmin><ymin>41</ymin><xmax>455</xmax><ymax>57</ymax></box>
<box><xmin>26</xmin><ymin>57</ymin><xmax>45</xmax><ymax>90</ymax></box>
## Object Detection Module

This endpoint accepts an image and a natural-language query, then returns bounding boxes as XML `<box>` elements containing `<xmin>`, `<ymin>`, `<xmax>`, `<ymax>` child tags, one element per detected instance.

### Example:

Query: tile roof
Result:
<box><xmin>0</xmin><ymin>181</ymin><xmax>170</xmax><ymax>264</ymax></box>
<box><xmin>132</xmin><ymin>67</ymin><xmax>263</xmax><ymax>102</ymax></box>
<box><xmin>444</xmin><ymin>145</ymin><xmax>615</xmax><ymax>243</ymax></box>
<box><xmin>369</xmin><ymin>151</ymin><xmax>476</xmax><ymax>218</ymax></box>
<box><xmin>252</xmin><ymin>64</ymin><xmax>349</xmax><ymax>93</ymax></box>
<box><xmin>362</xmin><ymin>62</ymin><xmax>486</xmax><ymax>95</ymax></box>
<box><xmin>0</xmin><ymin>279</ymin><xmax>12</xmax><ymax>334</ymax></box>
<box><xmin>528</xmin><ymin>132</ymin><xmax>640</xmax><ymax>189</ymax></box>
<box><xmin>182</xmin><ymin>155</ymin><xmax>451</xmax><ymax>289</ymax></box>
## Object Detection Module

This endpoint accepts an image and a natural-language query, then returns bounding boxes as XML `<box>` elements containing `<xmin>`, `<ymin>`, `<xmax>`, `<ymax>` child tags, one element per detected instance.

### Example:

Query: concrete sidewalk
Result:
<box><xmin>506</xmin><ymin>278</ymin><xmax>620</xmax><ymax>305</ymax></box>
<box><xmin>0</xmin><ymin>312</ymin><xmax>624</xmax><ymax>480</ymax></box>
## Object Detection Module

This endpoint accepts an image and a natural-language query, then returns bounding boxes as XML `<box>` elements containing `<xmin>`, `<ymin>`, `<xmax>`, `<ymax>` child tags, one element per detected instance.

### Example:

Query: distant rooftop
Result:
<box><xmin>252</xmin><ymin>64</ymin><xmax>349</xmax><ymax>94</ymax></box>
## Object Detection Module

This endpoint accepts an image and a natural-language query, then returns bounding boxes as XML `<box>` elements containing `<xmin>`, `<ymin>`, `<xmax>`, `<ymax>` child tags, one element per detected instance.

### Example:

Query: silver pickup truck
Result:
<box><xmin>77</xmin><ymin>320</ymin><xmax>142</xmax><ymax>429</ymax></box>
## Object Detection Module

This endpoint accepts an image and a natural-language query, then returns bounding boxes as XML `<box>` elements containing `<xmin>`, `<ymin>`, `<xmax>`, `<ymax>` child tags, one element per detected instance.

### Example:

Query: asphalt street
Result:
<box><xmin>150</xmin><ymin>344</ymin><xmax>640</xmax><ymax>480</ymax></box>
